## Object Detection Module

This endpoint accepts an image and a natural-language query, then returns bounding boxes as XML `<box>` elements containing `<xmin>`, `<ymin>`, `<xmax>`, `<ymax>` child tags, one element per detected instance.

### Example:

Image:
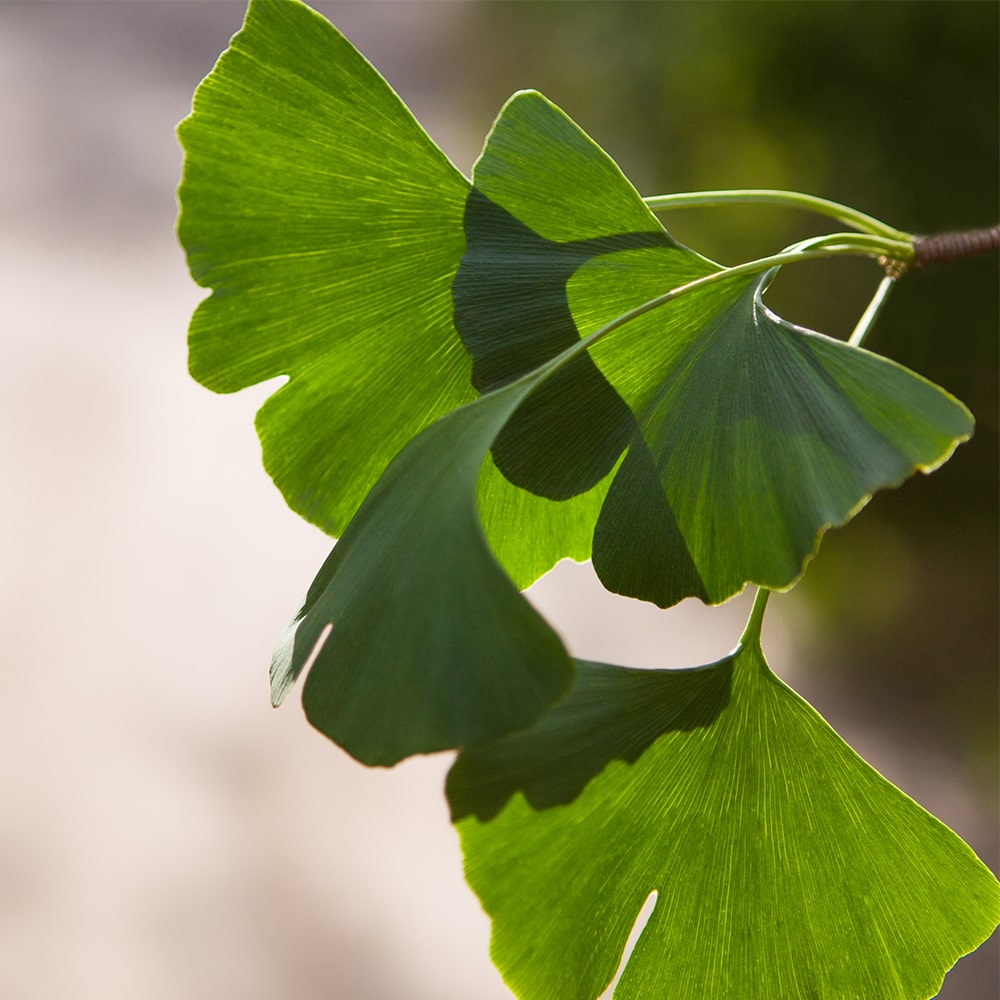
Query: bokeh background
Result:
<box><xmin>2</xmin><ymin>1</ymin><xmax>996</xmax><ymax>998</ymax></box>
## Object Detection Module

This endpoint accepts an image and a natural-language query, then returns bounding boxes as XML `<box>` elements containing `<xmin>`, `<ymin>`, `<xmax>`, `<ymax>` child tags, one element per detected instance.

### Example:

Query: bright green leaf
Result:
<box><xmin>179</xmin><ymin>9</ymin><xmax>972</xmax><ymax>609</ymax></box>
<box><xmin>177</xmin><ymin>0</ymin><xmax>473</xmax><ymax>536</ymax></box>
<box><xmin>450</xmin><ymin>629</ymin><xmax>1000</xmax><ymax>1000</ymax></box>
<box><xmin>271</xmin><ymin>375</ymin><xmax>574</xmax><ymax>766</ymax></box>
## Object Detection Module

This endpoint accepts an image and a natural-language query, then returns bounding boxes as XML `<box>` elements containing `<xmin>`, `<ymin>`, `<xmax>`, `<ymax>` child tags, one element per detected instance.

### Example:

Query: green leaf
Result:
<box><xmin>177</xmin><ymin>0</ymin><xmax>473</xmax><ymax>536</ymax></box>
<box><xmin>271</xmin><ymin>375</ymin><xmax>574</xmax><ymax>766</ymax></box>
<box><xmin>449</xmin><ymin>631</ymin><xmax>1000</xmax><ymax>1000</ymax></box>
<box><xmin>179</xmin><ymin>10</ymin><xmax>971</xmax><ymax>607</ymax></box>
<box><xmin>582</xmin><ymin>264</ymin><xmax>975</xmax><ymax>606</ymax></box>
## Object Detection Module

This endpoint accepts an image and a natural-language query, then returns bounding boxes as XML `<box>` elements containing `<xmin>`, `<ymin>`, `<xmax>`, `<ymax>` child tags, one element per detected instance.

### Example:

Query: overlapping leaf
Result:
<box><xmin>174</xmin><ymin>0</ymin><xmax>670</xmax><ymax>593</ymax></box>
<box><xmin>457</xmin><ymin>91</ymin><xmax>727</xmax><ymax>588</ymax></box>
<box><xmin>179</xmin><ymin>1</ymin><xmax>972</xmax><ymax>614</ymax></box>
<box><xmin>457</xmin><ymin>92</ymin><xmax>974</xmax><ymax>606</ymax></box>
<box><xmin>182</xmin><ymin>7</ymin><xmax>997</xmax><ymax>995</ymax></box>
<box><xmin>581</xmin><ymin>261</ymin><xmax>974</xmax><ymax>605</ymax></box>
<box><xmin>180</xmin><ymin>0</ymin><xmax>974</xmax><ymax>765</ymax></box>
<box><xmin>449</xmin><ymin>622</ymin><xmax>1000</xmax><ymax>999</ymax></box>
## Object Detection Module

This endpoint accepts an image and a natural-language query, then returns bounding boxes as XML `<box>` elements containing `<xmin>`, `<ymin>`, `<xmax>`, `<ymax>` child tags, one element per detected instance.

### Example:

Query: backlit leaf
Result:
<box><xmin>177</xmin><ymin>0</ymin><xmax>473</xmax><ymax>536</ymax></box>
<box><xmin>450</xmin><ymin>627</ymin><xmax>1000</xmax><ymax>999</ymax></box>
<box><xmin>179</xmin><ymin>6</ymin><xmax>972</xmax><ymax>610</ymax></box>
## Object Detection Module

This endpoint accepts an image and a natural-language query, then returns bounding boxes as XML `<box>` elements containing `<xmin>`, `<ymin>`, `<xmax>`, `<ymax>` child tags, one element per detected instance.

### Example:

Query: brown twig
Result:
<box><xmin>912</xmin><ymin>225</ymin><xmax>1000</xmax><ymax>270</ymax></box>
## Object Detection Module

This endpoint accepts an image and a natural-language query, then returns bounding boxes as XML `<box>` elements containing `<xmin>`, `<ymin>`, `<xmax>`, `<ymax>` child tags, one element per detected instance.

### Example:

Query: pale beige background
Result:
<box><xmin>1</xmin><ymin>2</ymin><xmax>994</xmax><ymax>998</ymax></box>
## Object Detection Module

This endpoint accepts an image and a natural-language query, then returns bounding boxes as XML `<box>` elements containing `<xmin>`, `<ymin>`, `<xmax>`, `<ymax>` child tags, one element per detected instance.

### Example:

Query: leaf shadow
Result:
<box><xmin>447</xmin><ymin>655</ymin><xmax>733</xmax><ymax>823</ymax></box>
<box><xmin>452</xmin><ymin>187</ymin><xmax>669</xmax><ymax>500</ymax></box>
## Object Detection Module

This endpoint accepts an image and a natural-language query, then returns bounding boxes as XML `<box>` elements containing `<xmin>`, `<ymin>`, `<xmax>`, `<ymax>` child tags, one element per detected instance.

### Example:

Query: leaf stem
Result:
<box><xmin>643</xmin><ymin>188</ymin><xmax>911</xmax><ymax>242</ymax></box>
<box><xmin>567</xmin><ymin>234</ymin><xmax>911</xmax><ymax>361</ymax></box>
<box><xmin>739</xmin><ymin>588</ymin><xmax>771</xmax><ymax>650</ymax></box>
<box><xmin>783</xmin><ymin>231</ymin><xmax>914</xmax><ymax>261</ymax></box>
<box><xmin>848</xmin><ymin>275</ymin><xmax>896</xmax><ymax>348</ymax></box>
<box><xmin>514</xmin><ymin>234</ymin><xmax>913</xmax><ymax>410</ymax></box>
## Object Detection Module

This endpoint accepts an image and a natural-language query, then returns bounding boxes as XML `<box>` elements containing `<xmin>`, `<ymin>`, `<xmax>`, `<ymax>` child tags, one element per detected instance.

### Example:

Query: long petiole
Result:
<box><xmin>516</xmin><ymin>235</ymin><xmax>911</xmax><ymax>403</ymax></box>
<box><xmin>739</xmin><ymin>588</ymin><xmax>772</xmax><ymax>650</ymax></box>
<box><xmin>849</xmin><ymin>275</ymin><xmax>897</xmax><ymax>348</ymax></box>
<box><xmin>794</xmin><ymin>231</ymin><xmax>913</xmax><ymax>258</ymax></box>
<box><xmin>643</xmin><ymin>188</ymin><xmax>912</xmax><ymax>242</ymax></box>
<box><xmin>571</xmin><ymin>235</ymin><xmax>909</xmax><ymax>360</ymax></box>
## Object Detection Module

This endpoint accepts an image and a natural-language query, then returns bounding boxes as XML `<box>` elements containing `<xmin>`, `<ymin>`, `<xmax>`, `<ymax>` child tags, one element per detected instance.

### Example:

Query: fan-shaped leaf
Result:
<box><xmin>271</xmin><ymin>373</ymin><xmax>575</xmax><ymax>766</ymax></box>
<box><xmin>177</xmin><ymin>0</ymin><xmax>473</xmax><ymax>536</ymax></box>
<box><xmin>179</xmin><ymin>9</ymin><xmax>972</xmax><ymax>608</ymax></box>
<box><xmin>581</xmin><ymin>265</ymin><xmax>974</xmax><ymax>606</ymax></box>
<box><xmin>450</xmin><ymin>631</ymin><xmax>1000</xmax><ymax>999</ymax></box>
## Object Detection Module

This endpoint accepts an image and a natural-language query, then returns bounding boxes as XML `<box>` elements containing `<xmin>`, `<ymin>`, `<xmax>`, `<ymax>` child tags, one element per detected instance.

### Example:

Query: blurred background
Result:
<box><xmin>1</xmin><ymin>1</ymin><xmax>995</xmax><ymax>998</ymax></box>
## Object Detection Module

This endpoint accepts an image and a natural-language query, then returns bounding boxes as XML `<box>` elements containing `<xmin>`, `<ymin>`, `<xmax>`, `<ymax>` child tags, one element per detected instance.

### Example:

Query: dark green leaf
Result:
<box><xmin>271</xmin><ymin>376</ymin><xmax>574</xmax><ymax>766</ymax></box>
<box><xmin>457</xmin><ymin>92</ymin><xmax>724</xmax><ymax>589</ymax></box>
<box><xmin>180</xmin><ymin>11</ymin><xmax>972</xmax><ymax>608</ymax></box>
<box><xmin>450</xmin><ymin>634</ymin><xmax>1000</xmax><ymax>999</ymax></box>
<box><xmin>584</xmin><ymin>266</ymin><xmax>975</xmax><ymax>606</ymax></box>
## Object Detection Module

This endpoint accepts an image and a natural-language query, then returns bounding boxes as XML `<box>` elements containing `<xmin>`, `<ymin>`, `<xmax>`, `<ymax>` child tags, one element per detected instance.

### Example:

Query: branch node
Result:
<box><xmin>877</xmin><ymin>255</ymin><xmax>909</xmax><ymax>279</ymax></box>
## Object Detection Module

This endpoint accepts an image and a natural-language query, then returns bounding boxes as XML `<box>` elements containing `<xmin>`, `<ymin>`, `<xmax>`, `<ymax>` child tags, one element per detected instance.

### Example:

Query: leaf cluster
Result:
<box><xmin>177</xmin><ymin>2</ymin><xmax>999</xmax><ymax>996</ymax></box>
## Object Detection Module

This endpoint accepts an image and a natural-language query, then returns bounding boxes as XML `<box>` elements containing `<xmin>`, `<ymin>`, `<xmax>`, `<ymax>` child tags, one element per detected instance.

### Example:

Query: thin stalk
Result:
<box><xmin>739</xmin><ymin>588</ymin><xmax>771</xmax><ymax>650</ymax></box>
<box><xmin>566</xmin><ymin>236</ymin><xmax>908</xmax><ymax>364</ymax></box>
<box><xmin>518</xmin><ymin>234</ymin><xmax>911</xmax><ymax>416</ymax></box>
<box><xmin>780</xmin><ymin>231</ymin><xmax>914</xmax><ymax>262</ymax></box>
<box><xmin>848</xmin><ymin>275</ymin><xmax>896</xmax><ymax>348</ymax></box>
<box><xmin>643</xmin><ymin>188</ymin><xmax>911</xmax><ymax>242</ymax></box>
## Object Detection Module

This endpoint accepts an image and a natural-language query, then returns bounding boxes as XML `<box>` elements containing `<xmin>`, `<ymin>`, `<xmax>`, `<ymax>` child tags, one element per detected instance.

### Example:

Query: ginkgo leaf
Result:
<box><xmin>269</xmin><ymin>240</ymin><xmax>738</xmax><ymax>762</ymax></box>
<box><xmin>173</xmin><ymin>1</ymin><xmax>671</xmax><ymax>594</ymax></box>
<box><xmin>270</xmin><ymin>373</ymin><xmax>574</xmax><ymax>766</ymax></box>
<box><xmin>582</xmin><ymin>264</ymin><xmax>975</xmax><ymax>606</ymax></box>
<box><xmin>177</xmin><ymin>0</ymin><xmax>474</xmax><ymax>537</ymax></box>
<box><xmin>449</xmin><ymin>609</ymin><xmax>1000</xmax><ymax>1000</ymax></box>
